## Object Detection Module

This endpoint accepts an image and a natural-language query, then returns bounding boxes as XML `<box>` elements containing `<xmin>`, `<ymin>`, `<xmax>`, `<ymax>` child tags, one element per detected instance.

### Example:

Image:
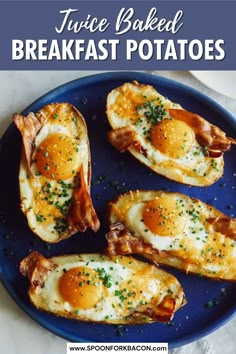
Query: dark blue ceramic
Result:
<box><xmin>0</xmin><ymin>72</ymin><xmax>235</xmax><ymax>349</ymax></box>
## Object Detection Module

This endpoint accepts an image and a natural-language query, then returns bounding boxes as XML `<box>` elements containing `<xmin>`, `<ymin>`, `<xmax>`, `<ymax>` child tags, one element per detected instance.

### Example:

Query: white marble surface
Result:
<box><xmin>0</xmin><ymin>71</ymin><xmax>235</xmax><ymax>354</ymax></box>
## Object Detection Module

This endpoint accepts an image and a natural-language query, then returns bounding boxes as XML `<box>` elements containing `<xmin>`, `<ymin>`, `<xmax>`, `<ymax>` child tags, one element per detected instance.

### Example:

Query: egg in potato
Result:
<box><xmin>20</xmin><ymin>251</ymin><xmax>186</xmax><ymax>324</ymax></box>
<box><xmin>106</xmin><ymin>81</ymin><xmax>236</xmax><ymax>186</ymax></box>
<box><xmin>106</xmin><ymin>190</ymin><xmax>236</xmax><ymax>281</ymax></box>
<box><xmin>13</xmin><ymin>103</ymin><xmax>99</xmax><ymax>243</ymax></box>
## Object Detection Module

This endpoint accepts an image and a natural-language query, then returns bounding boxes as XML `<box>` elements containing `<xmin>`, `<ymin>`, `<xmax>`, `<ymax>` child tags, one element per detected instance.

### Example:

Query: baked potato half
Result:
<box><xmin>20</xmin><ymin>251</ymin><xmax>186</xmax><ymax>324</ymax></box>
<box><xmin>14</xmin><ymin>103</ymin><xmax>99</xmax><ymax>243</ymax></box>
<box><xmin>106</xmin><ymin>81</ymin><xmax>235</xmax><ymax>186</ymax></box>
<box><xmin>106</xmin><ymin>190</ymin><xmax>236</xmax><ymax>281</ymax></box>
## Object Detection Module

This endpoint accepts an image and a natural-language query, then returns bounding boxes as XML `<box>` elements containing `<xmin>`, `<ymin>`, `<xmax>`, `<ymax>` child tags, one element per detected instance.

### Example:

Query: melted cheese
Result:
<box><xmin>109</xmin><ymin>190</ymin><xmax>236</xmax><ymax>280</ymax></box>
<box><xmin>18</xmin><ymin>103</ymin><xmax>92</xmax><ymax>242</ymax></box>
<box><xmin>107</xmin><ymin>82</ymin><xmax>224</xmax><ymax>186</ymax></box>
<box><xmin>26</xmin><ymin>254</ymin><xmax>185</xmax><ymax>324</ymax></box>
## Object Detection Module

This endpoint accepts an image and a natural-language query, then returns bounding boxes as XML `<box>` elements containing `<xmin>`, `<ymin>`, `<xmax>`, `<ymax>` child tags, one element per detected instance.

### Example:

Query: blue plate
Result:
<box><xmin>0</xmin><ymin>72</ymin><xmax>235</xmax><ymax>348</ymax></box>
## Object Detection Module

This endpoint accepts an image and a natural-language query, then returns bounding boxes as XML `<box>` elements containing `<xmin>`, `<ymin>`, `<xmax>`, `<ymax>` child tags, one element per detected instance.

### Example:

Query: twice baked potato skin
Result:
<box><xmin>106</xmin><ymin>81</ymin><xmax>235</xmax><ymax>186</ymax></box>
<box><xmin>106</xmin><ymin>190</ymin><xmax>236</xmax><ymax>281</ymax></box>
<box><xmin>14</xmin><ymin>103</ymin><xmax>99</xmax><ymax>243</ymax></box>
<box><xmin>20</xmin><ymin>251</ymin><xmax>186</xmax><ymax>324</ymax></box>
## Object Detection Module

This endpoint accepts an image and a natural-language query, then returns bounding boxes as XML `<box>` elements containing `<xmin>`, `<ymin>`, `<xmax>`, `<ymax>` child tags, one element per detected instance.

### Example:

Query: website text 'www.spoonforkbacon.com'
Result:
<box><xmin>67</xmin><ymin>343</ymin><xmax>168</xmax><ymax>354</ymax></box>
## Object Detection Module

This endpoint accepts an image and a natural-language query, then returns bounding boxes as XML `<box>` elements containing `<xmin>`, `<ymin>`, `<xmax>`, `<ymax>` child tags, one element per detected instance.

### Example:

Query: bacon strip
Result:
<box><xmin>67</xmin><ymin>166</ymin><xmax>100</xmax><ymax>233</ymax></box>
<box><xmin>108</xmin><ymin>126</ymin><xmax>142</xmax><ymax>153</ymax></box>
<box><xmin>143</xmin><ymin>297</ymin><xmax>176</xmax><ymax>322</ymax></box>
<box><xmin>129</xmin><ymin>296</ymin><xmax>176</xmax><ymax>323</ymax></box>
<box><xmin>106</xmin><ymin>223</ymin><xmax>186</xmax><ymax>322</ymax></box>
<box><xmin>105</xmin><ymin>222</ymin><xmax>167</xmax><ymax>258</ymax></box>
<box><xmin>13</xmin><ymin>112</ymin><xmax>45</xmax><ymax>171</ymax></box>
<box><xmin>169</xmin><ymin>109</ymin><xmax>236</xmax><ymax>157</ymax></box>
<box><xmin>20</xmin><ymin>251</ymin><xmax>57</xmax><ymax>288</ymax></box>
<box><xmin>208</xmin><ymin>217</ymin><xmax>236</xmax><ymax>240</ymax></box>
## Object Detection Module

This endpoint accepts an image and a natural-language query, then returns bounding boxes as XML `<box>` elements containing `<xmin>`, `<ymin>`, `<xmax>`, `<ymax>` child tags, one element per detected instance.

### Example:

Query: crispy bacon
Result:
<box><xmin>208</xmin><ymin>217</ymin><xmax>236</xmax><ymax>240</ymax></box>
<box><xmin>67</xmin><ymin>166</ymin><xmax>100</xmax><ymax>233</ymax></box>
<box><xmin>106</xmin><ymin>224</ymin><xmax>186</xmax><ymax>322</ymax></box>
<box><xmin>108</xmin><ymin>126</ymin><xmax>142</xmax><ymax>153</ymax></box>
<box><xmin>20</xmin><ymin>251</ymin><xmax>57</xmax><ymax>288</ymax></box>
<box><xmin>105</xmin><ymin>222</ymin><xmax>167</xmax><ymax>258</ymax></box>
<box><xmin>13</xmin><ymin>112</ymin><xmax>45</xmax><ymax>171</ymax></box>
<box><xmin>169</xmin><ymin>109</ymin><xmax>236</xmax><ymax>157</ymax></box>
<box><xmin>129</xmin><ymin>296</ymin><xmax>177</xmax><ymax>323</ymax></box>
<box><xmin>143</xmin><ymin>297</ymin><xmax>176</xmax><ymax>322</ymax></box>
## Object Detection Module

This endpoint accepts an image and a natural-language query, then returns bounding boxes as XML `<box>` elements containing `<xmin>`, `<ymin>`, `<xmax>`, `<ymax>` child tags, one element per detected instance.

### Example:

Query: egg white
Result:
<box><xmin>19</xmin><ymin>104</ymin><xmax>90</xmax><ymax>242</ymax></box>
<box><xmin>30</xmin><ymin>255</ymin><xmax>177</xmax><ymax>323</ymax></box>
<box><xmin>109</xmin><ymin>191</ymin><xmax>236</xmax><ymax>280</ymax></box>
<box><xmin>35</xmin><ymin>260</ymin><xmax>129</xmax><ymax>321</ymax></box>
<box><xmin>107</xmin><ymin>82</ymin><xmax>224</xmax><ymax>186</ymax></box>
<box><xmin>126</xmin><ymin>198</ymin><xmax>209</xmax><ymax>252</ymax></box>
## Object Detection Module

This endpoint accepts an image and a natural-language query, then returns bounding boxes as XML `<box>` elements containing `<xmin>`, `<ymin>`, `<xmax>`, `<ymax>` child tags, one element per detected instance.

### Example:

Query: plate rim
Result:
<box><xmin>22</xmin><ymin>71</ymin><xmax>236</xmax><ymax>126</ymax></box>
<box><xmin>0</xmin><ymin>71</ymin><xmax>235</xmax><ymax>349</ymax></box>
<box><xmin>0</xmin><ymin>270</ymin><xmax>236</xmax><ymax>348</ymax></box>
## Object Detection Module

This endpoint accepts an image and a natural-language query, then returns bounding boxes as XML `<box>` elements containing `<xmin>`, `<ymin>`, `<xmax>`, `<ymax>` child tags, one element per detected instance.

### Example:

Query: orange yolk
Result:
<box><xmin>35</xmin><ymin>133</ymin><xmax>80</xmax><ymax>180</ymax></box>
<box><xmin>143</xmin><ymin>197</ymin><xmax>187</xmax><ymax>236</ymax></box>
<box><xmin>59</xmin><ymin>267</ymin><xmax>103</xmax><ymax>309</ymax></box>
<box><xmin>151</xmin><ymin>119</ymin><xmax>194</xmax><ymax>158</ymax></box>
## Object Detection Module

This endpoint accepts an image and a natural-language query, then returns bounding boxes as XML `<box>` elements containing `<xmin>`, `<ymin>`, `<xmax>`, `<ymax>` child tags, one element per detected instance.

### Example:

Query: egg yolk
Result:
<box><xmin>35</xmin><ymin>133</ymin><xmax>80</xmax><ymax>180</ymax></box>
<box><xmin>151</xmin><ymin>119</ymin><xmax>194</xmax><ymax>158</ymax></box>
<box><xmin>143</xmin><ymin>197</ymin><xmax>187</xmax><ymax>236</ymax></box>
<box><xmin>59</xmin><ymin>266</ymin><xmax>103</xmax><ymax>309</ymax></box>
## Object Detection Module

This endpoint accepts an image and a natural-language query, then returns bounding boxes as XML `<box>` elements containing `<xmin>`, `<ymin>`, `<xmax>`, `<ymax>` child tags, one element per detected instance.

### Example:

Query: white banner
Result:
<box><xmin>67</xmin><ymin>343</ymin><xmax>168</xmax><ymax>354</ymax></box>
